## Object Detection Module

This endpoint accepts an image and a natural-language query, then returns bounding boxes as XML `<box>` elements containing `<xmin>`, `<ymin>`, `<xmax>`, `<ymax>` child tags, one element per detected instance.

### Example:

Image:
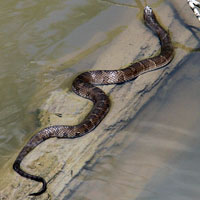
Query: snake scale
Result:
<box><xmin>13</xmin><ymin>6</ymin><xmax>174</xmax><ymax>196</ymax></box>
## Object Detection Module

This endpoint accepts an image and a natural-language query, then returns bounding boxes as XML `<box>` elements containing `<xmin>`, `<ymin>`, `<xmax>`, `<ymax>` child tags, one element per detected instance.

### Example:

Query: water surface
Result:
<box><xmin>0</xmin><ymin>0</ymin><xmax>134</xmax><ymax>168</ymax></box>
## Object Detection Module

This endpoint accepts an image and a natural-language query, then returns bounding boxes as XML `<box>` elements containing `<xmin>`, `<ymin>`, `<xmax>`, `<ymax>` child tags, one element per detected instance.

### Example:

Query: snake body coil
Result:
<box><xmin>13</xmin><ymin>6</ymin><xmax>174</xmax><ymax>196</ymax></box>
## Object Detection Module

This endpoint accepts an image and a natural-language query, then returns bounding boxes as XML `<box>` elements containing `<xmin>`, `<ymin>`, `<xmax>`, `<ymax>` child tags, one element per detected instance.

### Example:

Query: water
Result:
<box><xmin>0</xmin><ymin>0</ymin><xmax>133</xmax><ymax>168</ymax></box>
<box><xmin>67</xmin><ymin>52</ymin><xmax>200</xmax><ymax>200</ymax></box>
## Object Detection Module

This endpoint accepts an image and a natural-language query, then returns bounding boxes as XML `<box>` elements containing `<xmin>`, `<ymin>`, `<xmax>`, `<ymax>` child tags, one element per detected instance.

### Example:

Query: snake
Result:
<box><xmin>13</xmin><ymin>6</ymin><xmax>174</xmax><ymax>196</ymax></box>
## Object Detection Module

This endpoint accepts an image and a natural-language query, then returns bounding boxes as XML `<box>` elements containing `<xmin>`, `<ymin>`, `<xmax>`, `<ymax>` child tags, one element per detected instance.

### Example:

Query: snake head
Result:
<box><xmin>144</xmin><ymin>6</ymin><xmax>153</xmax><ymax>15</ymax></box>
<box><xmin>144</xmin><ymin>6</ymin><xmax>156</xmax><ymax>21</ymax></box>
<box><xmin>143</xmin><ymin>6</ymin><xmax>159</xmax><ymax>32</ymax></box>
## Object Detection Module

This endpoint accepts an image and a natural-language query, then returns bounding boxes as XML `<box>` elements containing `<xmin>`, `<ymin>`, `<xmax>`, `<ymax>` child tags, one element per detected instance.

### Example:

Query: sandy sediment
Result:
<box><xmin>0</xmin><ymin>1</ymin><xmax>199</xmax><ymax>199</ymax></box>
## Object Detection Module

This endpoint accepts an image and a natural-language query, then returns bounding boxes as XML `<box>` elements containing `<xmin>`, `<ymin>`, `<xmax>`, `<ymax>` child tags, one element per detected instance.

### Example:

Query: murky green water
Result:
<box><xmin>0</xmin><ymin>0</ymin><xmax>136</xmax><ymax>168</ymax></box>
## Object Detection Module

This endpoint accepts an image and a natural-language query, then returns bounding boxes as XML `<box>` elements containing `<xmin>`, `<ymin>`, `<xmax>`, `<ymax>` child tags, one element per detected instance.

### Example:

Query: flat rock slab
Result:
<box><xmin>1</xmin><ymin>1</ymin><xmax>199</xmax><ymax>199</ymax></box>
